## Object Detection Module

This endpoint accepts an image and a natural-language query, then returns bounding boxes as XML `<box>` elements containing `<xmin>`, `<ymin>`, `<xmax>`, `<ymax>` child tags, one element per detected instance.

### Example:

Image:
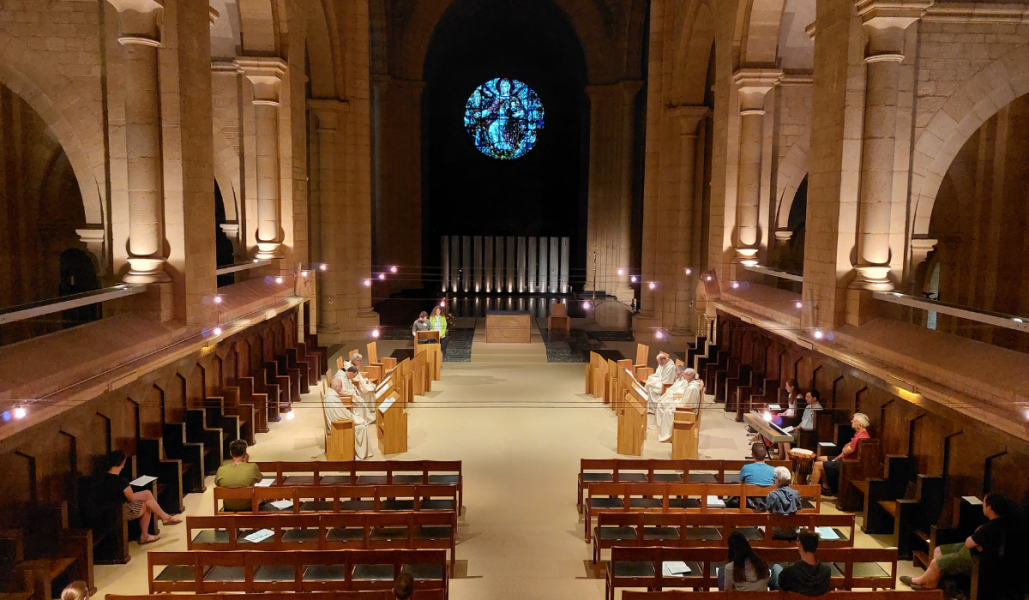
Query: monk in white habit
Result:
<box><xmin>645</xmin><ymin>353</ymin><xmax>677</xmax><ymax>413</ymax></box>
<box><xmin>340</xmin><ymin>366</ymin><xmax>377</xmax><ymax>424</ymax></box>
<box><xmin>656</xmin><ymin>367</ymin><xmax>704</xmax><ymax>442</ymax></box>
<box><xmin>324</xmin><ymin>377</ymin><xmax>371</xmax><ymax>459</ymax></box>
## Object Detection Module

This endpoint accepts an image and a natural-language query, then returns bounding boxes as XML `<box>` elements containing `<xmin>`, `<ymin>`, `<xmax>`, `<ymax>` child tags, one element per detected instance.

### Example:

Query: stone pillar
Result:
<box><xmin>308</xmin><ymin>99</ymin><xmax>342</xmax><ymax>335</ymax></box>
<box><xmin>732</xmin><ymin>69</ymin><xmax>782</xmax><ymax>267</ymax></box>
<box><xmin>852</xmin><ymin>0</ymin><xmax>930</xmax><ymax>290</ymax></box>
<box><xmin>109</xmin><ymin>0</ymin><xmax>169</xmax><ymax>283</ymax></box>
<box><xmin>670</xmin><ymin>106</ymin><xmax>710</xmax><ymax>334</ymax></box>
<box><xmin>585</xmin><ymin>81</ymin><xmax>642</xmax><ymax>303</ymax></box>
<box><xmin>76</xmin><ymin>228</ymin><xmax>107</xmax><ymax>275</ymax></box>
<box><xmin>238</xmin><ymin>58</ymin><xmax>287</xmax><ymax>260</ymax></box>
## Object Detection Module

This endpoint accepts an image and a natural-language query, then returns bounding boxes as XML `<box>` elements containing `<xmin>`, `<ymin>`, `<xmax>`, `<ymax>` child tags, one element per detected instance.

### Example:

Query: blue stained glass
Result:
<box><xmin>464</xmin><ymin>78</ymin><xmax>545</xmax><ymax>160</ymax></box>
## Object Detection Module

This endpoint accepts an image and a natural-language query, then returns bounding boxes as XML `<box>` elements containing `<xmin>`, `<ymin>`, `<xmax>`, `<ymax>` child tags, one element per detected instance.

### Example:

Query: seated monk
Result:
<box><xmin>215</xmin><ymin>439</ymin><xmax>262</xmax><ymax>511</ymax></box>
<box><xmin>644</xmin><ymin>352</ymin><xmax>677</xmax><ymax>414</ymax></box>
<box><xmin>810</xmin><ymin>412</ymin><xmax>869</xmax><ymax>494</ymax></box>
<box><xmin>101</xmin><ymin>450</ymin><xmax>181</xmax><ymax>544</ymax></box>
<box><xmin>326</xmin><ymin>376</ymin><xmax>372</xmax><ymax>460</ymax></box>
<box><xmin>341</xmin><ymin>357</ymin><xmax>377</xmax><ymax>423</ymax></box>
<box><xmin>655</xmin><ymin>366</ymin><xmax>703</xmax><ymax>442</ymax></box>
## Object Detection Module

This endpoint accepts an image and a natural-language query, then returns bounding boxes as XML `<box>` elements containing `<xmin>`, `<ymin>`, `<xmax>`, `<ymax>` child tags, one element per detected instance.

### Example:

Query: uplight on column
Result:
<box><xmin>655</xmin><ymin>329</ymin><xmax>666</xmax><ymax>340</ymax></box>
<box><xmin>648</xmin><ymin>281</ymin><xmax>658</xmax><ymax>290</ymax></box>
<box><xmin>363</xmin><ymin>279</ymin><xmax>372</xmax><ymax>287</ymax></box>
<box><xmin>371</xmin><ymin>329</ymin><xmax>380</xmax><ymax>339</ymax></box>
<box><xmin>795</xmin><ymin>300</ymin><xmax>803</xmax><ymax>309</ymax></box>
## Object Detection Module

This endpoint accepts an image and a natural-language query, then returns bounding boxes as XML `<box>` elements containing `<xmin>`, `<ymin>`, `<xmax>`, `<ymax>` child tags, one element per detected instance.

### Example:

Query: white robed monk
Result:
<box><xmin>324</xmin><ymin>377</ymin><xmax>372</xmax><ymax>459</ymax></box>
<box><xmin>656</xmin><ymin>367</ymin><xmax>704</xmax><ymax>442</ymax></box>
<box><xmin>340</xmin><ymin>366</ymin><xmax>377</xmax><ymax>424</ymax></box>
<box><xmin>645</xmin><ymin>353</ymin><xmax>677</xmax><ymax>413</ymax></box>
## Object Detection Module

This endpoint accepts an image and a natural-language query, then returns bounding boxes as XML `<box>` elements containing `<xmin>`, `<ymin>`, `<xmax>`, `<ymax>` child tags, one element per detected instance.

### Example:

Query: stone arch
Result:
<box><xmin>306</xmin><ymin>0</ymin><xmax>343</xmax><ymax>99</ymax></box>
<box><xmin>739</xmin><ymin>0</ymin><xmax>788</xmax><ymax>66</ymax></box>
<box><xmin>212</xmin><ymin>129</ymin><xmax>241</xmax><ymax>224</ymax></box>
<box><xmin>394</xmin><ymin>0</ymin><xmax>620</xmax><ymax>83</ymax></box>
<box><xmin>237</xmin><ymin>0</ymin><xmax>282</xmax><ymax>55</ymax></box>
<box><xmin>911</xmin><ymin>45</ymin><xmax>1029</xmax><ymax>237</ymax></box>
<box><xmin>0</xmin><ymin>33</ymin><xmax>106</xmax><ymax>231</ymax></box>
<box><xmin>774</xmin><ymin>142</ymin><xmax>809</xmax><ymax>229</ymax></box>
<box><xmin>671</xmin><ymin>0</ymin><xmax>716</xmax><ymax>106</ymax></box>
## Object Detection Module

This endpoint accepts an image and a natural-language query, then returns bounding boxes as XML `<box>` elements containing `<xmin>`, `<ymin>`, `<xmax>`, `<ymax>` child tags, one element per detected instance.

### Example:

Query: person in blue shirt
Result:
<box><xmin>740</xmin><ymin>442</ymin><xmax>776</xmax><ymax>486</ymax></box>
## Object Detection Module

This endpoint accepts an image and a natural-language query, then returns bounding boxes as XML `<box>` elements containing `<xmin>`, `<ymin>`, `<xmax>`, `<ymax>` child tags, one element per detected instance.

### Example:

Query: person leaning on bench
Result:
<box><xmin>810</xmin><ymin>412</ymin><xmax>869</xmax><ymax>495</ymax></box>
<box><xmin>216</xmin><ymin>440</ymin><xmax>263</xmax><ymax>511</ymax></box>
<box><xmin>769</xmin><ymin>529</ymin><xmax>832</xmax><ymax>596</ymax></box>
<box><xmin>766</xmin><ymin>465</ymin><xmax>803</xmax><ymax>540</ymax></box>
<box><xmin>102</xmin><ymin>450</ymin><xmax>181</xmax><ymax>544</ymax></box>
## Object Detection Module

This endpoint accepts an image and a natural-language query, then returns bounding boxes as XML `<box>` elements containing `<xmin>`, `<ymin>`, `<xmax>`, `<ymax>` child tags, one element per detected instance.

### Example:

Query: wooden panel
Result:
<box><xmin>166</xmin><ymin>375</ymin><xmax>187</xmax><ymax>424</ymax></box>
<box><xmin>139</xmin><ymin>386</ymin><xmax>163</xmax><ymax>439</ymax></box>
<box><xmin>224</xmin><ymin>348</ymin><xmax>238</xmax><ymax>387</ymax></box>
<box><xmin>207</xmin><ymin>356</ymin><xmax>223</xmax><ymax>396</ymax></box>
<box><xmin>187</xmin><ymin>364</ymin><xmax>205</xmax><ymax>407</ymax></box>
<box><xmin>485</xmin><ymin>313</ymin><xmax>532</xmax><ymax>343</ymax></box>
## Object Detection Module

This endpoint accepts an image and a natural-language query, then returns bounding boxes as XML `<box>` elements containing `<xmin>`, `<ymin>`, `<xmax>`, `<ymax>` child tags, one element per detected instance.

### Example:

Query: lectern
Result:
<box><xmin>671</xmin><ymin>409</ymin><xmax>701</xmax><ymax>460</ymax></box>
<box><xmin>376</xmin><ymin>379</ymin><xmax>407</xmax><ymax>455</ymax></box>
<box><xmin>415</xmin><ymin>330</ymin><xmax>441</xmax><ymax>381</ymax></box>
<box><xmin>616</xmin><ymin>382</ymin><xmax>647</xmax><ymax>456</ymax></box>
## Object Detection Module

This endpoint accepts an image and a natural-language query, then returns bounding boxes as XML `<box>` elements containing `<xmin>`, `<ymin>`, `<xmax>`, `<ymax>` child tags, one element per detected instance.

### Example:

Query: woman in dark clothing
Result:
<box><xmin>101</xmin><ymin>450</ymin><xmax>181</xmax><ymax>544</ymax></box>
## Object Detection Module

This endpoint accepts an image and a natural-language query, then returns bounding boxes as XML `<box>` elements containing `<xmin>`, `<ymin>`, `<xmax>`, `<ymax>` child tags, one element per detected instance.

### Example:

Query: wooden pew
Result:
<box><xmin>584</xmin><ymin>482</ymin><xmax>822</xmax><ymax>542</ymax></box>
<box><xmin>819</xmin><ymin>437</ymin><xmax>881</xmax><ymax>512</ymax></box>
<box><xmin>186</xmin><ymin>512</ymin><xmax>457</xmax><ymax>574</ymax></box>
<box><xmin>322</xmin><ymin>387</ymin><xmax>356</xmax><ymax>461</ymax></box>
<box><xmin>592</xmin><ymin>511</ymin><xmax>857</xmax><ymax>563</ymax></box>
<box><xmin>112</xmin><ymin>592</ymin><xmax>446</xmax><ymax>600</ymax></box>
<box><xmin>616</xmin><ymin>377</ymin><xmax>648</xmax><ymax>456</ymax></box>
<box><xmin>620</xmin><ymin>591</ymin><xmax>944</xmax><ymax>600</ymax></box>
<box><xmin>2</xmin><ymin>503</ymin><xmax>94</xmax><ymax>600</ymax></box>
<box><xmin>77</xmin><ymin>476</ymin><xmax>129</xmax><ymax>564</ymax></box>
<box><xmin>861</xmin><ymin>456</ymin><xmax>944</xmax><ymax>559</ymax></box>
<box><xmin>606</xmin><ymin>546</ymin><xmax>898</xmax><ymax>600</ymax></box>
<box><xmin>577</xmin><ymin>459</ymin><xmax>792</xmax><ymax>514</ymax></box>
<box><xmin>146</xmin><ymin>549</ymin><xmax>448</xmax><ymax>598</ymax></box>
<box><xmin>914</xmin><ymin>495</ymin><xmax>986</xmax><ymax>570</ymax></box>
<box><xmin>254</xmin><ymin>460</ymin><xmax>463</xmax><ymax>512</ymax></box>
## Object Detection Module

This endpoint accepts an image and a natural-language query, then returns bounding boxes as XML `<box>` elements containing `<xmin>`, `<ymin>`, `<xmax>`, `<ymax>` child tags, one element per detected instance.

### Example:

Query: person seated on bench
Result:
<box><xmin>798</xmin><ymin>389</ymin><xmax>822</xmax><ymax>432</ymax></box>
<box><xmin>341</xmin><ymin>364</ymin><xmax>377</xmax><ymax>424</ymax></box>
<box><xmin>727</xmin><ymin>442</ymin><xmax>776</xmax><ymax>510</ymax></box>
<box><xmin>326</xmin><ymin>376</ymin><xmax>372</xmax><ymax>460</ymax></box>
<box><xmin>810</xmin><ymin>412</ymin><xmax>869</xmax><ymax>495</ymax></box>
<box><xmin>901</xmin><ymin>492</ymin><xmax>1016</xmax><ymax>590</ymax></box>
<box><xmin>770</xmin><ymin>530</ymin><xmax>832</xmax><ymax>596</ymax></box>
<box><xmin>644</xmin><ymin>353</ymin><xmax>676</xmax><ymax>414</ymax></box>
<box><xmin>655</xmin><ymin>366</ymin><xmax>703</xmax><ymax>441</ymax></box>
<box><xmin>102</xmin><ymin>450</ymin><xmax>180</xmax><ymax>544</ymax></box>
<box><xmin>61</xmin><ymin>580</ymin><xmax>89</xmax><ymax>600</ymax></box>
<box><xmin>766</xmin><ymin>466</ymin><xmax>803</xmax><ymax>540</ymax></box>
<box><xmin>718</xmin><ymin>531</ymin><xmax>771</xmax><ymax>591</ymax></box>
<box><xmin>754</xmin><ymin>379</ymin><xmax>802</xmax><ymax>457</ymax></box>
<box><xmin>216</xmin><ymin>440</ymin><xmax>263</xmax><ymax>511</ymax></box>
<box><xmin>393</xmin><ymin>573</ymin><xmax>414</xmax><ymax>600</ymax></box>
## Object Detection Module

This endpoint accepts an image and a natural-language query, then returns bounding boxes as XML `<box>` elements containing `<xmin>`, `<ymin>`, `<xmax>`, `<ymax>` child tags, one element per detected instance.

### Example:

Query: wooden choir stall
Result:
<box><xmin>616</xmin><ymin>369</ymin><xmax>648</xmax><ymax>456</ymax></box>
<box><xmin>376</xmin><ymin>362</ymin><xmax>409</xmax><ymax>455</ymax></box>
<box><xmin>415</xmin><ymin>330</ymin><xmax>442</xmax><ymax>381</ymax></box>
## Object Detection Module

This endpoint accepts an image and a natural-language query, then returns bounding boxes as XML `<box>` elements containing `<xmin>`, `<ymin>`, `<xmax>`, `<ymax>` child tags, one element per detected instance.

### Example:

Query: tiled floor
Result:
<box><xmin>94</xmin><ymin>357</ymin><xmax>918</xmax><ymax>600</ymax></box>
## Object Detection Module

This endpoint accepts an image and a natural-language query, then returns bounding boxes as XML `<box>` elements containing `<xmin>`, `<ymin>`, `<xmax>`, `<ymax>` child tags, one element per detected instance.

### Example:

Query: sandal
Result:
<box><xmin>139</xmin><ymin>534</ymin><xmax>161</xmax><ymax>545</ymax></box>
<box><xmin>162</xmin><ymin>516</ymin><xmax>182</xmax><ymax>525</ymax></box>
<box><xmin>899</xmin><ymin>576</ymin><xmax>925</xmax><ymax>590</ymax></box>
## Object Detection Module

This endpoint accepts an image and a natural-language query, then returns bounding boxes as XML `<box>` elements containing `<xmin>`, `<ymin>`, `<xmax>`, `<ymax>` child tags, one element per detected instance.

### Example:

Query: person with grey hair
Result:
<box><xmin>811</xmin><ymin>412</ymin><xmax>870</xmax><ymax>494</ymax></box>
<box><xmin>655</xmin><ymin>366</ymin><xmax>704</xmax><ymax>442</ymax></box>
<box><xmin>644</xmin><ymin>353</ymin><xmax>677</xmax><ymax>413</ymax></box>
<box><xmin>339</xmin><ymin>358</ymin><xmax>376</xmax><ymax>424</ymax></box>
<box><xmin>765</xmin><ymin>466</ymin><xmax>803</xmax><ymax>539</ymax></box>
<box><xmin>324</xmin><ymin>376</ymin><xmax>371</xmax><ymax>459</ymax></box>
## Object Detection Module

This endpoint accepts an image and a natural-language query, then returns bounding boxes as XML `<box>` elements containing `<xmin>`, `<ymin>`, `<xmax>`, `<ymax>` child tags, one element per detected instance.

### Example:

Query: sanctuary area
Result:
<box><xmin>0</xmin><ymin>1</ymin><xmax>1028</xmax><ymax>600</ymax></box>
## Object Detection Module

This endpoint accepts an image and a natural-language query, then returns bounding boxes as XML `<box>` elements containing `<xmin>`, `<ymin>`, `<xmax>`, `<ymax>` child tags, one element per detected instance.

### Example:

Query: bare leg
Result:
<box><xmin>137</xmin><ymin>503</ymin><xmax>155</xmax><ymax>542</ymax></box>
<box><xmin>810</xmin><ymin>462</ymin><xmax>823</xmax><ymax>486</ymax></box>
<box><xmin>910</xmin><ymin>557</ymin><xmax>942</xmax><ymax>588</ymax></box>
<box><xmin>135</xmin><ymin>489</ymin><xmax>178</xmax><ymax>523</ymax></box>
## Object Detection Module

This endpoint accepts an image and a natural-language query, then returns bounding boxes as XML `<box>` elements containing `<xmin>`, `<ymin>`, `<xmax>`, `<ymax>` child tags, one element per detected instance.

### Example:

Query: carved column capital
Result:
<box><xmin>732</xmin><ymin>68</ymin><xmax>783</xmax><ymax>113</ymax></box>
<box><xmin>107</xmin><ymin>0</ymin><xmax>163</xmax><ymax>43</ymax></box>
<box><xmin>308</xmin><ymin>98</ymin><xmax>349</xmax><ymax>131</ymax></box>
<box><xmin>667</xmin><ymin>105</ymin><xmax>710</xmax><ymax>136</ymax></box>
<box><xmin>237</xmin><ymin>57</ymin><xmax>287</xmax><ymax>104</ymax></box>
<box><xmin>857</xmin><ymin>0</ymin><xmax>933</xmax><ymax>56</ymax></box>
<box><xmin>910</xmin><ymin>237</ymin><xmax>938</xmax><ymax>266</ymax></box>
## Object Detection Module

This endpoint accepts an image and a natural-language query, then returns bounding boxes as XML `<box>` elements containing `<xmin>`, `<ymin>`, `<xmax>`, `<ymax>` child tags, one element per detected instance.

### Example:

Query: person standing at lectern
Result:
<box><xmin>324</xmin><ymin>377</ymin><xmax>371</xmax><ymax>459</ymax></box>
<box><xmin>656</xmin><ymin>367</ymin><xmax>704</xmax><ymax>442</ymax></box>
<box><xmin>412</xmin><ymin>311</ymin><xmax>431</xmax><ymax>343</ymax></box>
<box><xmin>430</xmin><ymin>305</ymin><xmax>452</xmax><ymax>357</ymax></box>
<box><xmin>645</xmin><ymin>353</ymin><xmax>677</xmax><ymax>414</ymax></box>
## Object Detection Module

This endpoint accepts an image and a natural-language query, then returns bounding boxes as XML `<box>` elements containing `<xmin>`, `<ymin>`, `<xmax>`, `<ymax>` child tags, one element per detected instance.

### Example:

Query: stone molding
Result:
<box><xmin>666</xmin><ymin>105</ymin><xmax>710</xmax><ymax>135</ymax></box>
<box><xmin>732</xmin><ymin>68</ymin><xmax>783</xmax><ymax>111</ymax></box>
<box><xmin>923</xmin><ymin>4</ymin><xmax>1029</xmax><ymax>23</ymax></box>
<box><xmin>237</xmin><ymin>57</ymin><xmax>287</xmax><ymax>104</ymax></box>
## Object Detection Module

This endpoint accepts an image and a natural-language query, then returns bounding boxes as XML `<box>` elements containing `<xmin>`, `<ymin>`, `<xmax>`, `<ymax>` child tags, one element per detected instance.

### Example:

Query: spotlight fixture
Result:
<box><xmin>319</xmin><ymin>264</ymin><xmax>328</xmax><ymax>271</ymax></box>
<box><xmin>253</xmin><ymin>259</ymin><xmax>259</xmax><ymax>263</ymax></box>
<box><xmin>213</xmin><ymin>326</ymin><xmax>223</xmax><ymax>336</ymax></box>
<box><xmin>440</xmin><ymin>300</ymin><xmax>446</xmax><ymax>307</ymax></box>
<box><xmin>617</xmin><ymin>269</ymin><xmax>625</xmax><ymax>276</ymax></box>
<box><xmin>630</xmin><ymin>276</ymin><xmax>638</xmax><ymax>283</ymax></box>
<box><xmin>13</xmin><ymin>406</ymin><xmax>26</xmax><ymax>419</ymax></box>
<box><xmin>795</xmin><ymin>301</ymin><xmax>803</xmax><ymax>309</ymax></box>
<box><xmin>213</xmin><ymin>295</ymin><xmax>222</xmax><ymax>304</ymax></box>
<box><xmin>378</xmin><ymin>273</ymin><xmax>386</xmax><ymax>280</ymax></box>
<box><xmin>275</xmin><ymin>276</ymin><xmax>283</xmax><ymax>284</ymax></box>
<box><xmin>763</xmin><ymin>411</ymin><xmax>772</xmax><ymax>422</ymax></box>
<box><xmin>705</xmin><ymin>275</ymin><xmax>712</xmax><ymax>282</ymax></box>
<box><xmin>371</xmin><ymin>329</ymin><xmax>380</xmax><ymax>339</ymax></box>
<box><xmin>302</xmin><ymin>271</ymin><xmax>309</xmax><ymax>278</ymax></box>
<box><xmin>685</xmin><ymin>268</ymin><xmax>692</xmax><ymax>275</ymax></box>
<box><xmin>731</xmin><ymin>281</ymin><xmax>740</xmax><ymax>290</ymax></box>
<box><xmin>390</xmin><ymin>266</ymin><xmax>398</xmax><ymax>274</ymax></box>
<box><xmin>364</xmin><ymin>279</ymin><xmax>372</xmax><ymax>287</ymax></box>
<box><xmin>582</xmin><ymin>301</ymin><xmax>591</xmax><ymax>310</ymax></box>
<box><xmin>655</xmin><ymin>330</ymin><xmax>665</xmax><ymax>340</ymax></box>
<box><xmin>1015</xmin><ymin>318</ymin><xmax>1024</xmax><ymax>323</ymax></box>
<box><xmin>285</xmin><ymin>408</ymin><xmax>295</xmax><ymax>420</ymax></box>
<box><xmin>648</xmin><ymin>282</ymin><xmax>657</xmax><ymax>290</ymax></box>
<box><xmin>814</xmin><ymin>329</ymin><xmax>824</xmax><ymax>340</ymax></box>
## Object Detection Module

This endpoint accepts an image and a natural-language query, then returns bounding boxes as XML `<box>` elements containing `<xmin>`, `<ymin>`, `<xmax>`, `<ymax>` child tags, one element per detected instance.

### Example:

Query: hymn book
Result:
<box><xmin>129</xmin><ymin>475</ymin><xmax>157</xmax><ymax>487</ymax></box>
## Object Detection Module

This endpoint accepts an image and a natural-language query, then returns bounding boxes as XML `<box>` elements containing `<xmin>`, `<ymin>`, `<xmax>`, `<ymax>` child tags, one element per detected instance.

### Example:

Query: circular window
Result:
<box><xmin>464</xmin><ymin>77</ymin><xmax>545</xmax><ymax>160</ymax></box>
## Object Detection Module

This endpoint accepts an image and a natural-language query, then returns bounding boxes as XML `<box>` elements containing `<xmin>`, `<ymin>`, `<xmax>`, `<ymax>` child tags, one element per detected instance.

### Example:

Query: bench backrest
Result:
<box><xmin>254</xmin><ymin>460</ymin><xmax>462</xmax><ymax>486</ymax></box>
<box><xmin>214</xmin><ymin>484</ymin><xmax>458</xmax><ymax>515</ymax></box>
<box><xmin>580</xmin><ymin>459</ymin><xmax>792</xmax><ymax>484</ymax></box>
<box><xmin>620</xmin><ymin>592</ymin><xmax>944</xmax><ymax>600</ymax></box>
<box><xmin>595</xmin><ymin>512</ymin><xmax>856</xmax><ymax>547</ymax></box>
<box><xmin>588</xmin><ymin>482</ymin><xmax>821</xmax><ymax>513</ymax></box>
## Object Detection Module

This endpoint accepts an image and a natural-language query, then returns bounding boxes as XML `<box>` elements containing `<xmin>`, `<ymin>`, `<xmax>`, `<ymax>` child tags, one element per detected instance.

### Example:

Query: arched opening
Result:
<box><xmin>422</xmin><ymin>0</ymin><xmax>590</xmax><ymax>287</ymax></box>
<box><xmin>0</xmin><ymin>82</ymin><xmax>91</xmax><ymax>346</ymax></box>
<box><xmin>776</xmin><ymin>175</ymin><xmax>807</xmax><ymax>277</ymax></box>
<box><xmin>214</xmin><ymin>179</ymin><xmax>236</xmax><ymax>287</ymax></box>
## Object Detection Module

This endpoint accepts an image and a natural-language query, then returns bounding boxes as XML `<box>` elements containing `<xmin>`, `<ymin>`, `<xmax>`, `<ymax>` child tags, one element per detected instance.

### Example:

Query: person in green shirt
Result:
<box><xmin>429</xmin><ymin>305</ymin><xmax>452</xmax><ymax>357</ymax></box>
<box><xmin>215</xmin><ymin>439</ymin><xmax>262</xmax><ymax>511</ymax></box>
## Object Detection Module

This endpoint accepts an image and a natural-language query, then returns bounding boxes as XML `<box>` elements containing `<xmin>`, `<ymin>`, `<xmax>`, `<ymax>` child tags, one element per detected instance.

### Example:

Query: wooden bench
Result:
<box><xmin>606</xmin><ymin>546</ymin><xmax>898</xmax><ymax>600</ymax></box>
<box><xmin>255</xmin><ymin>461</ymin><xmax>463</xmax><ymax>512</ymax></box>
<box><xmin>592</xmin><ymin>511</ymin><xmax>857</xmax><ymax>564</ymax></box>
<box><xmin>112</xmin><ymin>591</ymin><xmax>445</xmax><ymax>600</ymax></box>
<box><xmin>620</xmin><ymin>591</ymin><xmax>944</xmax><ymax>600</ymax></box>
<box><xmin>820</xmin><ymin>437</ymin><xmax>880</xmax><ymax>512</ymax></box>
<box><xmin>147</xmin><ymin>549</ymin><xmax>448</xmax><ymax>599</ymax></box>
<box><xmin>213</xmin><ymin>485</ymin><xmax>458</xmax><ymax>527</ymax></box>
<box><xmin>0</xmin><ymin>504</ymin><xmax>94</xmax><ymax>600</ymax></box>
<box><xmin>584</xmin><ymin>483</ymin><xmax>822</xmax><ymax>542</ymax></box>
<box><xmin>863</xmin><ymin>463</ymin><xmax>943</xmax><ymax>559</ymax></box>
<box><xmin>578</xmin><ymin>459</ymin><xmax>792</xmax><ymax>513</ymax></box>
<box><xmin>186</xmin><ymin>512</ymin><xmax>457</xmax><ymax>574</ymax></box>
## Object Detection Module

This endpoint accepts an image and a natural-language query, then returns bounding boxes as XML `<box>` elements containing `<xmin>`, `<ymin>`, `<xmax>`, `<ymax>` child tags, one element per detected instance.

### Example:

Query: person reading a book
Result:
<box><xmin>101</xmin><ymin>450</ymin><xmax>180</xmax><ymax>544</ymax></box>
<box><xmin>216</xmin><ymin>439</ymin><xmax>263</xmax><ymax>511</ymax></box>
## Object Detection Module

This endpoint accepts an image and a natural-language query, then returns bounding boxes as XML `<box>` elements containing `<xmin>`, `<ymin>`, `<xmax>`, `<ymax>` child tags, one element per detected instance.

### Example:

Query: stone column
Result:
<box><xmin>670</xmin><ymin>106</ymin><xmax>710</xmax><ymax>334</ymax></box>
<box><xmin>732</xmin><ymin>69</ymin><xmax>782</xmax><ymax>266</ymax></box>
<box><xmin>852</xmin><ymin>0</ymin><xmax>930</xmax><ymax>290</ymax></box>
<box><xmin>109</xmin><ymin>0</ymin><xmax>169</xmax><ymax>283</ymax></box>
<box><xmin>238</xmin><ymin>58</ymin><xmax>287</xmax><ymax>260</ymax></box>
<box><xmin>585</xmin><ymin>81</ymin><xmax>642</xmax><ymax>304</ymax></box>
<box><xmin>308</xmin><ymin>99</ymin><xmax>344</xmax><ymax>335</ymax></box>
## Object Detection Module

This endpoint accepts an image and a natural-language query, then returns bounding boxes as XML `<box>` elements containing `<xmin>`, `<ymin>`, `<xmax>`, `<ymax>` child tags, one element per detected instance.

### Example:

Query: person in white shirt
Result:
<box><xmin>324</xmin><ymin>377</ymin><xmax>371</xmax><ymax>459</ymax></box>
<box><xmin>799</xmin><ymin>389</ymin><xmax>822</xmax><ymax>431</ymax></box>
<box><xmin>644</xmin><ymin>353</ymin><xmax>677</xmax><ymax>413</ymax></box>
<box><xmin>340</xmin><ymin>366</ymin><xmax>377</xmax><ymax>424</ymax></box>
<box><xmin>656</xmin><ymin>367</ymin><xmax>704</xmax><ymax>442</ymax></box>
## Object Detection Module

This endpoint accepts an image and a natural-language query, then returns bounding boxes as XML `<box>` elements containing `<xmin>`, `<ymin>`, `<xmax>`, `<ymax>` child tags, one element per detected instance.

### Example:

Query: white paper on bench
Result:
<box><xmin>379</xmin><ymin>398</ymin><xmax>396</xmax><ymax>412</ymax></box>
<box><xmin>256</xmin><ymin>478</ymin><xmax>275</xmax><ymax>488</ymax></box>
<box><xmin>816</xmin><ymin>527</ymin><xmax>840</xmax><ymax>541</ymax></box>
<box><xmin>244</xmin><ymin>529</ymin><xmax>275</xmax><ymax>543</ymax></box>
<box><xmin>706</xmin><ymin>495</ymin><xmax>726</xmax><ymax>508</ymax></box>
<box><xmin>768</xmin><ymin>405</ymin><xmax>781</xmax><ymax>411</ymax></box>
<box><xmin>662</xmin><ymin>561</ymin><xmax>692</xmax><ymax>576</ymax></box>
<box><xmin>130</xmin><ymin>475</ymin><xmax>157</xmax><ymax>487</ymax></box>
<box><xmin>270</xmin><ymin>500</ymin><xmax>293</xmax><ymax>510</ymax></box>
<box><xmin>818</xmin><ymin>442</ymin><xmax>835</xmax><ymax>447</ymax></box>
<box><xmin>782</xmin><ymin>426</ymin><xmax>795</xmax><ymax>433</ymax></box>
